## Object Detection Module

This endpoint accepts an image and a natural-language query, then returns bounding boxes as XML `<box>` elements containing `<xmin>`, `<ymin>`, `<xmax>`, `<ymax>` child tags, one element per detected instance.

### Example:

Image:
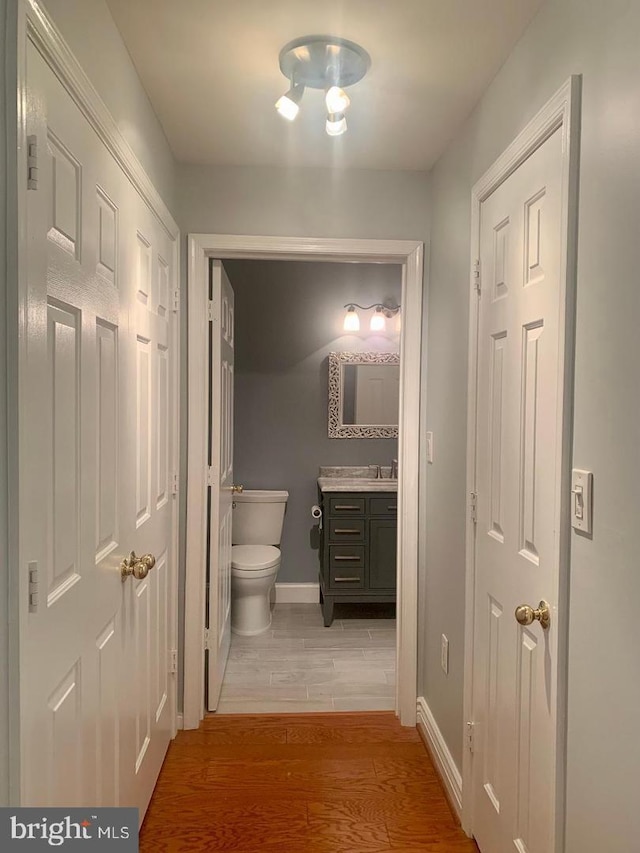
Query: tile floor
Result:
<box><xmin>216</xmin><ymin>602</ymin><xmax>396</xmax><ymax>714</ymax></box>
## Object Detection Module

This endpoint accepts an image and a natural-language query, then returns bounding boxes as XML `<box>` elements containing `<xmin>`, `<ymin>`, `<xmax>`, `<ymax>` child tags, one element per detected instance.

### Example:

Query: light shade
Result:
<box><xmin>325</xmin><ymin>86</ymin><xmax>351</xmax><ymax>114</ymax></box>
<box><xmin>370</xmin><ymin>307</ymin><xmax>386</xmax><ymax>332</ymax></box>
<box><xmin>275</xmin><ymin>84</ymin><xmax>304</xmax><ymax>121</ymax></box>
<box><xmin>343</xmin><ymin>306</ymin><xmax>360</xmax><ymax>332</ymax></box>
<box><xmin>326</xmin><ymin>113</ymin><xmax>347</xmax><ymax>137</ymax></box>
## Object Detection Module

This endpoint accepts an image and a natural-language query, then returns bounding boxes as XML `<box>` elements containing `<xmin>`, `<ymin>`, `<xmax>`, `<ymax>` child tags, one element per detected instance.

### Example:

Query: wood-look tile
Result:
<box><xmin>230</xmin><ymin>636</ymin><xmax>306</xmax><ymax>649</ymax></box>
<box><xmin>333</xmin><ymin>697</ymin><xmax>396</xmax><ymax>711</ymax></box>
<box><xmin>218</xmin><ymin>685</ymin><xmax>308</xmax><ymax>701</ymax></box>
<box><xmin>273</xmin><ymin>627</ymin><xmax>371</xmax><ymax>640</ymax></box>
<box><xmin>363</xmin><ymin>648</ymin><xmax>397</xmax><ymax>660</ymax></box>
<box><xmin>304</xmin><ymin>634</ymin><xmax>395</xmax><ymax>649</ymax></box>
<box><xmin>216</xmin><ymin>699</ymin><xmax>335</xmax><ymax>714</ymax></box>
<box><xmin>255</xmin><ymin>648</ymin><xmax>366</xmax><ymax>663</ymax></box>
<box><xmin>309</xmin><ymin>682</ymin><xmax>395</xmax><ymax>698</ymax></box>
<box><xmin>340</xmin><ymin>619</ymin><xmax>397</xmax><ymax>631</ymax></box>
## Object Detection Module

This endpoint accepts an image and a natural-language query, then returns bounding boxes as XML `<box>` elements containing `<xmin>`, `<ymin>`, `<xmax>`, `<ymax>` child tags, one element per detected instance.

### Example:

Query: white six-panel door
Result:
<box><xmin>206</xmin><ymin>261</ymin><xmax>234</xmax><ymax>710</ymax></box>
<box><xmin>472</xmin><ymin>127</ymin><xmax>564</xmax><ymax>853</ymax></box>
<box><xmin>21</xmin><ymin>37</ymin><xmax>177</xmax><ymax>815</ymax></box>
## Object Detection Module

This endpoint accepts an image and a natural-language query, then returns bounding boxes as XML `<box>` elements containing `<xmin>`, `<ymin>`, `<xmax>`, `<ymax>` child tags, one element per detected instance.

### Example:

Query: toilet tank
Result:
<box><xmin>232</xmin><ymin>490</ymin><xmax>289</xmax><ymax>545</ymax></box>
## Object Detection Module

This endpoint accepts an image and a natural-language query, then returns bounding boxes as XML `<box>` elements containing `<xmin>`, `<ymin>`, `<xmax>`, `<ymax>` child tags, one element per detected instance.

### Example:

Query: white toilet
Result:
<box><xmin>231</xmin><ymin>489</ymin><xmax>289</xmax><ymax>636</ymax></box>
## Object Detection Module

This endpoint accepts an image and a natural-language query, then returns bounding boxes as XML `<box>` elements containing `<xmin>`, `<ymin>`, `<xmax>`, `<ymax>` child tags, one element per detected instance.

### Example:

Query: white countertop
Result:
<box><xmin>317</xmin><ymin>477</ymin><xmax>398</xmax><ymax>493</ymax></box>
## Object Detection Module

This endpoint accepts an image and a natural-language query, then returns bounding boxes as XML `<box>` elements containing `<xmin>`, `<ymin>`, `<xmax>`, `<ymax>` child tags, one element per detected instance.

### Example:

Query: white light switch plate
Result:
<box><xmin>571</xmin><ymin>469</ymin><xmax>593</xmax><ymax>534</ymax></box>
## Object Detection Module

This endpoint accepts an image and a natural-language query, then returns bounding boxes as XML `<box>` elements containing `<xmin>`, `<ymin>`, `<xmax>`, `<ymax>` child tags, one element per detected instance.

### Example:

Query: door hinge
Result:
<box><xmin>473</xmin><ymin>260</ymin><xmax>481</xmax><ymax>295</ymax></box>
<box><xmin>172</xmin><ymin>289</ymin><xmax>180</xmax><ymax>312</ymax></box>
<box><xmin>469</xmin><ymin>491</ymin><xmax>478</xmax><ymax>523</ymax></box>
<box><xmin>171</xmin><ymin>471</ymin><xmax>179</xmax><ymax>496</ymax></box>
<box><xmin>466</xmin><ymin>721</ymin><xmax>475</xmax><ymax>753</ymax></box>
<box><xmin>169</xmin><ymin>649</ymin><xmax>178</xmax><ymax>674</ymax></box>
<box><xmin>204</xmin><ymin>628</ymin><xmax>210</xmax><ymax>651</ymax></box>
<box><xmin>207</xmin><ymin>300</ymin><xmax>215</xmax><ymax>322</ymax></box>
<box><xmin>28</xmin><ymin>561</ymin><xmax>39</xmax><ymax>612</ymax></box>
<box><xmin>27</xmin><ymin>135</ymin><xmax>39</xmax><ymax>190</ymax></box>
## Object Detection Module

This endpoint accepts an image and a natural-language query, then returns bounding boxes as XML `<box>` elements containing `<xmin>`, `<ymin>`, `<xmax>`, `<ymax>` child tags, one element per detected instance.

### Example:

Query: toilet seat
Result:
<box><xmin>231</xmin><ymin>544</ymin><xmax>280</xmax><ymax>573</ymax></box>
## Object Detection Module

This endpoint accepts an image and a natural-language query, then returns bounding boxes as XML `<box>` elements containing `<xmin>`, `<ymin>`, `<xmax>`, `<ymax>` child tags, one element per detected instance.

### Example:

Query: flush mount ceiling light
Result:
<box><xmin>276</xmin><ymin>35</ymin><xmax>370</xmax><ymax>136</ymax></box>
<box><xmin>343</xmin><ymin>301</ymin><xmax>401</xmax><ymax>333</ymax></box>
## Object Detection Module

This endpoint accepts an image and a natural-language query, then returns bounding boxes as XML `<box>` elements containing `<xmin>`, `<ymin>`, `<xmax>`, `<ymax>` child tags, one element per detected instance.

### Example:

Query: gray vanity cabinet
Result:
<box><xmin>318</xmin><ymin>491</ymin><xmax>397</xmax><ymax>626</ymax></box>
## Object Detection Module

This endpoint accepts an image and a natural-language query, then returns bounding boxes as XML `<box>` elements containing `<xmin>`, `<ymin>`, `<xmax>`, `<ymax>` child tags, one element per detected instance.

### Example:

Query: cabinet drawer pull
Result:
<box><xmin>333</xmin><ymin>576</ymin><xmax>361</xmax><ymax>582</ymax></box>
<box><xmin>388</xmin><ymin>506</ymin><xmax>397</xmax><ymax>512</ymax></box>
<box><xmin>334</xmin><ymin>555</ymin><xmax>360</xmax><ymax>561</ymax></box>
<box><xmin>334</xmin><ymin>528</ymin><xmax>360</xmax><ymax>534</ymax></box>
<box><xmin>334</xmin><ymin>504</ymin><xmax>361</xmax><ymax>510</ymax></box>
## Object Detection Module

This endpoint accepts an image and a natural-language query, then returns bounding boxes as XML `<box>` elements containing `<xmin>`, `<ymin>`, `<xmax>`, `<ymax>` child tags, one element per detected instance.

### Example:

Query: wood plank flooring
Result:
<box><xmin>219</xmin><ymin>603</ymin><xmax>397</xmax><ymax>714</ymax></box>
<box><xmin>141</xmin><ymin>712</ymin><xmax>479</xmax><ymax>852</ymax></box>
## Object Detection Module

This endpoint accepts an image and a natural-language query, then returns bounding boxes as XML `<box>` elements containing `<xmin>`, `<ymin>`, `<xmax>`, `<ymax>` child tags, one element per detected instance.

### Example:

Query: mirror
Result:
<box><xmin>328</xmin><ymin>352</ymin><xmax>400</xmax><ymax>438</ymax></box>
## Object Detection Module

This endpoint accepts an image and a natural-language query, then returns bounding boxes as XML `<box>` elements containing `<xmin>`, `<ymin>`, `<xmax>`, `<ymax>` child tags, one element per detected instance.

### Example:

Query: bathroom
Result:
<box><xmin>217</xmin><ymin>257</ymin><xmax>402</xmax><ymax>713</ymax></box>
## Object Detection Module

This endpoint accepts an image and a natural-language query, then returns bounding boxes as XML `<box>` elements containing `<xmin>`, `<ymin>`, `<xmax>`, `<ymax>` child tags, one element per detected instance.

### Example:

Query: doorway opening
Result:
<box><xmin>184</xmin><ymin>235</ymin><xmax>424</xmax><ymax>730</ymax></box>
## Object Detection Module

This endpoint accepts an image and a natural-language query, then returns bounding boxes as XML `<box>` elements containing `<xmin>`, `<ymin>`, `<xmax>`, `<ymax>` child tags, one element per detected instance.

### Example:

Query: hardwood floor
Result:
<box><xmin>141</xmin><ymin>712</ymin><xmax>479</xmax><ymax>852</ymax></box>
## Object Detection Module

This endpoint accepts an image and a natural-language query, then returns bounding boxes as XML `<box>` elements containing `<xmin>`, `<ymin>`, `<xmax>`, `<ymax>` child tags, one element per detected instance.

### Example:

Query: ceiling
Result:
<box><xmin>106</xmin><ymin>0</ymin><xmax>544</xmax><ymax>171</ymax></box>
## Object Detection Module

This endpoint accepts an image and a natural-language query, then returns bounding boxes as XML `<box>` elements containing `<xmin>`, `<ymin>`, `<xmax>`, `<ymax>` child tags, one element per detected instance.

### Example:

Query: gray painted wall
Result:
<box><xmin>40</xmin><ymin>0</ymin><xmax>177</xmax><ymax>211</ymax></box>
<box><xmin>225</xmin><ymin>259</ymin><xmax>401</xmax><ymax>584</ymax></box>
<box><xmin>421</xmin><ymin>0</ymin><xmax>640</xmax><ymax>849</ymax></box>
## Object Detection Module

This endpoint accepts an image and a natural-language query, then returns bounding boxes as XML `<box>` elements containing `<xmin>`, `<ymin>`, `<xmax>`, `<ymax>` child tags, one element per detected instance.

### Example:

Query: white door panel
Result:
<box><xmin>472</xmin><ymin>128</ymin><xmax>564</xmax><ymax>853</ymax></box>
<box><xmin>22</xmin><ymin>42</ymin><xmax>176</xmax><ymax>815</ymax></box>
<box><xmin>207</xmin><ymin>261</ymin><xmax>234</xmax><ymax>710</ymax></box>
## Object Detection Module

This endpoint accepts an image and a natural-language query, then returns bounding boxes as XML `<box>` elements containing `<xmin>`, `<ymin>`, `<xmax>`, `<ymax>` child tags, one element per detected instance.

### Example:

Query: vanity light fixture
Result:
<box><xmin>342</xmin><ymin>301</ymin><xmax>401</xmax><ymax>333</ymax></box>
<box><xmin>275</xmin><ymin>35</ymin><xmax>370</xmax><ymax>136</ymax></box>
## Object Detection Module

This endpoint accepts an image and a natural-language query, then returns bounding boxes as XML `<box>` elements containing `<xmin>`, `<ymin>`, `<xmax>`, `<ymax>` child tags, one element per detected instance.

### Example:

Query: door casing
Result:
<box><xmin>185</xmin><ymin>234</ymin><xmax>425</xmax><ymax>730</ymax></box>
<box><xmin>462</xmin><ymin>76</ymin><xmax>581</xmax><ymax>843</ymax></box>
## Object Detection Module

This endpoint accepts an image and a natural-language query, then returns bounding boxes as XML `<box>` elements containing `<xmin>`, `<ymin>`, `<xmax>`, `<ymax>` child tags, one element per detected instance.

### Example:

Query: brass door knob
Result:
<box><xmin>515</xmin><ymin>600</ymin><xmax>551</xmax><ymax>630</ymax></box>
<box><xmin>120</xmin><ymin>551</ymin><xmax>156</xmax><ymax>582</ymax></box>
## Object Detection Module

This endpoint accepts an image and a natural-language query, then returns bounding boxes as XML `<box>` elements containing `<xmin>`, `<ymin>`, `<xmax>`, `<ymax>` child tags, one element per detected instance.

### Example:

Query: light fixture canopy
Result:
<box><xmin>342</xmin><ymin>301</ymin><xmax>401</xmax><ymax>334</ymax></box>
<box><xmin>276</xmin><ymin>35</ymin><xmax>370</xmax><ymax>136</ymax></box>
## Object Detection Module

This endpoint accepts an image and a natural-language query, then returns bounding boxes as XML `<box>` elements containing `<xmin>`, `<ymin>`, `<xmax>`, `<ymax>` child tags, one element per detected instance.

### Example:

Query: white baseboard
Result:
<box><xmin>274</xmin><ymin>583</ymin><xmax>320</xmax><ymax>604</ymax></box>
<box><xmin>416</xmin><ymin>696</ymin><xmax>463</xmax><ymax>819</ymax></box>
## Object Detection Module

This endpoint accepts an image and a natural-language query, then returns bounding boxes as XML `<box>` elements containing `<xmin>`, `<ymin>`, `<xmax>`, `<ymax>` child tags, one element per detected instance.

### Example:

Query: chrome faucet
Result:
<box><xmin>370</xmin><ymin>464</ymin><xmax>381</xmax><ymax>479</ymax></box>
<box><xmin>391</xmin><ymin>459</ymin><xmax>398</xmax><ymax>479</ymax></box>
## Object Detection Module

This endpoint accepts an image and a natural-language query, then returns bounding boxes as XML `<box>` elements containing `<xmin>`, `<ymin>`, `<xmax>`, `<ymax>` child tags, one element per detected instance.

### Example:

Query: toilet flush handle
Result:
<box><xmin>232</xmin><ymin>484</ymin><xmax>244</xmax><ymax>494</ymax></box>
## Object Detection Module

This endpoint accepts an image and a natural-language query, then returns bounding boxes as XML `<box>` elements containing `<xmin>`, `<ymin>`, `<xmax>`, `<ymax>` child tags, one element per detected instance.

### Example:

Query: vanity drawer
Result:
<box><xmin>329</xmin><ymin>545</ymin><xmax>365</xmax><ymax>570</ymax></box>
<box><xmin>328</xmin><ymin>497</ymin><xmax>365</xmax><ymax>515</ymax></box>
<box><xmin>328</xmin><ymin>557</ymin><xmax>365</xmax><ymax>590</ymax></box>
<box><xmin>370</xmin><ymin>496</ymin><xmax>398</xmax><ymax>515</ymax></box>
<box><xmin>328</xmin><ymin>519</ymin><xmax>366</xmax><ymax>542</ymax></box>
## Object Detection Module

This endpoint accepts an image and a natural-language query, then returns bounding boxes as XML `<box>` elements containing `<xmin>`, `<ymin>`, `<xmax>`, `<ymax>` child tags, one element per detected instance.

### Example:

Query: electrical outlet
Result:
<box><xmin>441</xmin><ymin>634</ymin><xmax>449</xmax><ymax>675</ymax></box>
<box><xmin>426</xmin><ymin>432</ymin><xmax>434</xmax><ymax>464</ymax></box>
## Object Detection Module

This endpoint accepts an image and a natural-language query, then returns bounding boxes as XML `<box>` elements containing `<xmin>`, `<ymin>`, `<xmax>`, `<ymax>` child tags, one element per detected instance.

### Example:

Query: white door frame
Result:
<box><xmin>8</xmin><ymin>0</ymin><xmax>181</xmax><ymax>800</ymax></box>
<box><xmin>184</xmin><ymin>234</ymin><xmax>424</xmax><ymax>730</ymax></box>
<box><xmin>462</xmin><ymin>76</ymin><xmax>581</xmax><ymax>840</ymax></box>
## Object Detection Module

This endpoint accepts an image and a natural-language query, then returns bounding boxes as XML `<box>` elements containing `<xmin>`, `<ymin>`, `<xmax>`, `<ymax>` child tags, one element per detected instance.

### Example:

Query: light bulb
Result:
<box><xmin>325</xmin><ymin>86</ymin><xmax>350</xmax><ymax>114</ymax></box>
<box><xmin>326</xmin><ymin>113</ymin><xmax>347</xmax><ymax>137</ymax></box>
<box><xmin>275</xmin><ymin>84</ymin><xmax>304</xmax><ymax>121</ymax></box>
<box><xmin>370</xmin><ymin>307</ymin><xmax>386</xmax><ymax>332</ymax></box>
<box><xmin>343</xmin><ymin>306</ymin><xmax>360</xmax><ymax>332</ymax></box>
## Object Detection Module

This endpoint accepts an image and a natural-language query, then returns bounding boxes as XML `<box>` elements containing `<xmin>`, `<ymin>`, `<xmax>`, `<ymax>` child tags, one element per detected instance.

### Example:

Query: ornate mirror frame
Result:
<box><xmin>328</xmin><ymin>351</ymin><xmax>400</xmax><ymax>438</ymax></box>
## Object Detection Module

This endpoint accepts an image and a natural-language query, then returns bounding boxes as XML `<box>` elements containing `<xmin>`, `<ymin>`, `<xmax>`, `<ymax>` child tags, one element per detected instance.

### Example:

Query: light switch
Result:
<box><xmin>441</xmin><ymin>634</ymin><xmax>449</xmax><ymax>674</ymax></box>
<box><xmin>426</xmin><ymin>432</ymin><xmax>434</xmax><ymax>464</ymax></box>
<box><xmin>571</xmin><ymin>469</ymin><xmax>593</xmax><ymax>534</ymax></box>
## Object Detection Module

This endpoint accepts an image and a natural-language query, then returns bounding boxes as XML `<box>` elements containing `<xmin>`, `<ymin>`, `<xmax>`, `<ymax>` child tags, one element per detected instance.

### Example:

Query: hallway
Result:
<box><xmin>141</xmin><ymin>712</ymin><xmax>478</xmax><ymax>852</ymax></box>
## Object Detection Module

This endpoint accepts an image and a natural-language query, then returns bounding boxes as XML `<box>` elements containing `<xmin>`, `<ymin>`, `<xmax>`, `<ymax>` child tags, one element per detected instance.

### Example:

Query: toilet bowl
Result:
<box><xmin>230</xmin><ymin>545</ymin><xmax>281</xmax><ymax>636</ymax></box>
<box><xmin>230</xmin><ymin>490</ymin><xmax>288</xmax><ymax>636</ymax></box>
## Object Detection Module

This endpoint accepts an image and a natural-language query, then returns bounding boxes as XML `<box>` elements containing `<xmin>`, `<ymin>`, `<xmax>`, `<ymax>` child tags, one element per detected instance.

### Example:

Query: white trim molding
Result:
<box><xmin>417</xmin><ymin>697</ymin><xmax>463</xmax><ymax>820</ymax></box>
<box><xmin>185</xmin><ymin>234</ymin><xmax>424</xmax><ymax>731</ymax></box>
<box><xmin>274</xmin><ymin>583</ymin><xmax>320</xmax><ymax>604</ymax></box>
<box><xmin>463</xmin><ymin>77</ymin><xmax>581</xmax><ymax>842</ymax></box>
